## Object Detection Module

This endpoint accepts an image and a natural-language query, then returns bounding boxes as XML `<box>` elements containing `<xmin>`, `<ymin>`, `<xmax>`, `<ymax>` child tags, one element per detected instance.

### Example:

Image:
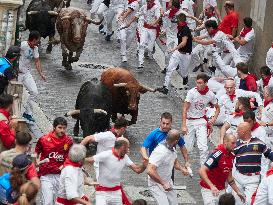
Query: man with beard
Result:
<box><xmin>35</xmin><ymin>117</ymin><xmax>73</xmax><ymax>205</ymax></box>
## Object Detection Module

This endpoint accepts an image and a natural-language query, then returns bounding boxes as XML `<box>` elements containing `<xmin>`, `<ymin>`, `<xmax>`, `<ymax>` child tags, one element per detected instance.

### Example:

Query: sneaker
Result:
<box><xmin>105</xmin><ymin>31</ymin><xmax>114</xmax><ymax>41</ymax></box>
<box><xmin>136</xmin><ymin>64</ymin><xmax>144</xmax><ymax>71</ymax></box>
<box><xmin>161</xmin><ymin>68</ymin><xmax>167</xmax><ymax>74</ymax></box>
<box><xmin>23</xmin><ymin>113</ymin><xmax>35</xmax><ymax>122</ymax></box>
<box><xmin>176</xmin><ymin>65</ymin><xmax>179</xmax><ymax>70</ymax></box>
<box><xmin>192</xmin><ymin>64</ymin><xmax>202</xmax><ymax>72</ymax></box>
<box><xmin>122</xmin><ymin>55</ymin><xmax>127</xmax><ymax>62</ymax></box>
<box><xmin>183</xmin><ymin>76</ymin><xmax>188</xmax><ymax>86</ymax></box>
<box><xmin>156</xmin><ymin>86</ymin><xmax>168</xmax><ymax>95</ymax></box>
<box><xmin>208</xmin><ymin>66</ymin><xmax>216</xmax><ymax>73</ymax></box>
<box><xmin>99</xmin><ymin>24</ymin><xmax>104</xmax><ymax>32</ymax></box>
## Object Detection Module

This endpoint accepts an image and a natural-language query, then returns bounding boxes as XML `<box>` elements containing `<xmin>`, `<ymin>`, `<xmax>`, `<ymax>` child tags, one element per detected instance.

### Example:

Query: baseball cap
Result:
<box><xmin>5</xmin><ymin>45</ymin><xmax>21</xmax><ymax>59</ymax></box>
<box><xmin>12</xmin><ymin>154</ymin><xmax>32</xmax><ymax>171</ymax></box>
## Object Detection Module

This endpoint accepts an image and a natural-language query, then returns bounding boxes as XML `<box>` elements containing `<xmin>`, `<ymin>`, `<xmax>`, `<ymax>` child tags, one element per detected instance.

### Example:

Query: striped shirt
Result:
<box><xmin>234</xmin><ymin>137</ymin><xmax>273</xmax><ymax>174</ymax></box>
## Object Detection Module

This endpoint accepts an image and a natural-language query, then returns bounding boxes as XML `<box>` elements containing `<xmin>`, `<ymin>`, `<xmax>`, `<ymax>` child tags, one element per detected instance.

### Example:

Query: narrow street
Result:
<box><xmin>19</xmin><ymin>0</ymin><xmax>211</xmax><ymax>204</ymax></box>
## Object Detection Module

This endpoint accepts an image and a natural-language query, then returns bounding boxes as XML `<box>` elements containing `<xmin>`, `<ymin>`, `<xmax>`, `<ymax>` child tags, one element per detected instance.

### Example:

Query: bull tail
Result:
<box><xmin>74</xmin><ymin>119</ymin><xmax>80</xmax><ymax>136</ymax></box>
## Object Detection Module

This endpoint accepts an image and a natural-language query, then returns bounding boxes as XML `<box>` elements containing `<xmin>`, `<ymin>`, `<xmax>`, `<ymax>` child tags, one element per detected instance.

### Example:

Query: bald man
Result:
<box><xmin>147</xmin><ymin>129</ymin><xmax>189</xmax><ymax>205</ymax></box>
<box><xmin>207</xmin><ymin>79</ymin><xmax>263</xmax><ymax>126</ymax></box>
<box><xmin>233</xmin><ymin>122</ymin><xmax>273</xmax><ymax>205</ymax></box>
<box><xmin>86</xmin><ymin>139</ymin><xmax>148</xmax><ymax>205</ymax></box>
<box><xmin>199</xmin><ymin>134</ymin><xmax>244</xmax><ymax>205</ymax></box>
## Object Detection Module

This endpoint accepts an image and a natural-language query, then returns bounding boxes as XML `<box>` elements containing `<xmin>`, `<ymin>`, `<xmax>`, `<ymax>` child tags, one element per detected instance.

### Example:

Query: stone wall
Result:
<box><xmin>196</xmin><ymin>0</ymin><xmax>273</xmax><ymax>74</ymax></box>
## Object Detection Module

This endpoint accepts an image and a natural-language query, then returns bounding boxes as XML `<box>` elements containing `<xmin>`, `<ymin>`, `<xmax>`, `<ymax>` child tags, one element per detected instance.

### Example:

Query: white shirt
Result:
<box><xmin>185</xmin><ymin>87</ymin><xmax>217</xmax><ymax>118</ymax></box>
<box><xmin>163</xmin><ymin>9</ymin><xmax>188</xmax><ymax>34</ymax></box>
<box><xmin>136</xmin><ymin>4</ymin><xmax>161</xmax><ymax>24</ymax></box>
<box><xmin>266</xmin><ymin>47</ymin><xmax>273</xmax><ymax>71</ymax></box>
<box><xmin>93</xmin><ymin>150</ymin><xmax>133</xmax><ymax>187</ymax></box>
<box><xmin>19</xmin><ymin>41</ymin><xmax>39</xmax><ymax>74</ymax></box>
<box><xmin>218</xmin><ymin>89</ymin><xmax>263</xmax><ymax>116</ymax></box>
<box><xmin>261</xmin><ymin>102</ymin><xmax>273</xmax><ymax>134</ymax></box>
<box><xmin>181</xmin><ymin>0</ymin><xmax>195</xmax><ymax>27</ymax></box>
<box><xmin>212</xmin><ymin>31</ymin><xmax>230</xmax><ymax>52</ymax></box>
<box><xmin>94</xmin><ymin>131</ymin><xmax>116</xmax><ymax>154</ymax></box>
<box><xmin>126</xmin><ymin>1</ymin><xmax>140</xmax><ymax>23</ymax></box>
<box><xmin>237</xmin><ymin>28</ymin><xmax>255</xmax><ymax>56</ymax></box>
<box><xmin>148</xmin><ymin>143</ymin><xmax>177</xmax><ymax>186</ymax></box>
<box><xmin>58</xmin><ymin>166</ymin><xmax>85</xmax><ymax>201</ymax></box>
<box><xmin>203</xmin><ymin>0</ymin><xmax>217</xmax><ymax>9</ymax></box>
<box><xmin>226</xmin><ymin>115</ymin><xmax>244</xmax><ymax>134</ymax></box>
<box><xmin>253</xmin><ymin>171</ymin><xmax>273</xmax><ymax>205</ymax></box>
<box><xmin>252</xmin><ymin>126</ymin><xmax>266</xmax><ymax>142</ymax></box>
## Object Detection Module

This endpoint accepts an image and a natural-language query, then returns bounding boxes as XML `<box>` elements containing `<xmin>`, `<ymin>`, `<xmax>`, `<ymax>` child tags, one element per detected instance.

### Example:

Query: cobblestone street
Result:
<box><xmin>18</xmin><ymin>0</ymin><xmax>218</xmax><ymax>204</ymax></box>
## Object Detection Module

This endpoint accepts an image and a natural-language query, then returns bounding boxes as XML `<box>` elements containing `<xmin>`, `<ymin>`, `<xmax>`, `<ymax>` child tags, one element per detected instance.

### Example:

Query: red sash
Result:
<box><xmin>144</xmin><ymin>22</ymin><xmax>157</xmax><ymax>30</ymax></box>
<box><xmin>56</xmin><ymin>196</ymin><xmax>88</xmax><ymax>205</ymax></box>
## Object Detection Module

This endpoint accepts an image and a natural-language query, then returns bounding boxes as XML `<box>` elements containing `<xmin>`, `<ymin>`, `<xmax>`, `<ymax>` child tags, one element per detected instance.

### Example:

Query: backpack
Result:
<box><xmin>0</xmin><ymin>173</ymin><xmax>18</xmax><ymax>204</ymax></box>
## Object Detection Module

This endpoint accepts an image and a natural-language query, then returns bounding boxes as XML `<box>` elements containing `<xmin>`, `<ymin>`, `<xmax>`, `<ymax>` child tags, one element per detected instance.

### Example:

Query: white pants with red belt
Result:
<box><xmin>165</xmin><ymin>29</ymin><xmax>178</xmax><ymax>67</ymax></box>
<box><xmin>120</xmin><ymin>23</ymin><xmax>137</xmax><ymax>57</ymax></box>
<box><xmin>201</xmin><ymin>187</ymin><xmax>226</xmax><ymax>205</ymax></box>
<box><xmin>163</xmin><ymin>50</ymin><xmax>191</xmax><ymax>87</ymax></box>
<box><xmin>105</xmin><ymin>5</ymin><xmax>124</xmax><ymax>36</ymax></box>
<box><xmin>149</xmin><ymin>184</ymin><xmax>178</xmax><ymax>205</ymax></box>
<box><xmin>138</xmin><ymin>27</ymin><xmax>157</xmax><ymax>66</ymax></box>
<box><xmin>96</xmin><ymin>190</ymin><xmax>122</xmax><ymax>205</ymax></box>
<box><xmin>18</xmin><ymin>72</ymin><xmax>38</xmax><ymax>116</ymax></box>
<box><xmin>184</xmin><ymin>118</ymin><xmax>209</xmax><ymax>165</ymax></box>
<box><xmin>233</xmin><ymin>169</ymin><xmax>260</xmax><ymax>205</ymax></box>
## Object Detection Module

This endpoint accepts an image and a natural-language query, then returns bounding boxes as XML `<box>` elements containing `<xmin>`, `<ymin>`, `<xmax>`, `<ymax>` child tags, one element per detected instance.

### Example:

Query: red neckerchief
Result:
<box><xmin>63</xmin><ymin>157</ymin><xmax>82</xmax><ymax>168</ymax></box>
<box><xmin>206</xmin><ymin>11</ymin><xmax>215</xmax><ymax>18</ymax></box>
<box><xmin>112</xmin><ymin>148</ymin><xmax>124</xmax><ymax>160</ymax></box>
<box><xmin>177</xmin><ymin>22</ymin><xmax>187</xmax><ymax>30</ymax></box>
<box><xmin>228</xmin><ymin>93</ymin><xmax>236</xmax><ymax>101</ymax></box>
<box><xmin>196</xmin><ymin>86</ymin><xmax>209</xmax><ymax>95</ymax></box>
<box><xmin>262</xmin><ymin>76</ymin><xmax>271</xmax><ymax>87</ymax></box>
<box><xmin>27</xmin><ymin>41</ymin><xmax>35</xmax><ymax>49</ymax></box>
<box><xmin>264</xmin><ymin>98</ymin><xmax>273</xmax><ymax>107</ymax></box>
<box><xmin>251</xmin><ymin>122</ymin><xmax>260</xmax><ymax>131</ymax></box>
<box><xmin>240</xmin><ymin>27</ymin><xmax>252</xmax><ymax>37</ymax></box>
<box><xmin>209</xmin><ymin>28</ymin><xmax>219</xmax><ymax>37</ymax></box>
<box><xmin>232</xmin><ymin>111</ymin><xmax>244</xmax><ymax>117</ymax></box>
<box><xmin>147</xmin><ymin>2</ymin><xmax>155</xmax><ymax>10</ymax></box>
<box><xmin>168</xmin><ymin>7</ymin><xmax>179</xmax><ymax>19</ymax></box>
<box><xmin>0</xmin><ymin>109</ymin><xmax>10</xmax><ymax>120</ymax></box>
<box><xmin>128</xmin><ymin>0</ymin><xmax>137</xmax><ymax>4</ymax></box>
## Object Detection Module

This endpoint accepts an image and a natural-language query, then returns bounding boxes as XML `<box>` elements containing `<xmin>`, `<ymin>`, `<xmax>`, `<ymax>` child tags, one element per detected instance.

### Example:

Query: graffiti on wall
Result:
<box><xmin>250</xmin><ymin>0</ymin><xmax>267</xmax><ymax>30</ymax></box>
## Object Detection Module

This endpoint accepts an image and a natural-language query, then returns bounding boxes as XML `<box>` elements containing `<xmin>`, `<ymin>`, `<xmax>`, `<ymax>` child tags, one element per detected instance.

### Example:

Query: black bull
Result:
<box><xmin>65</xmin><ymin>80</ymin><xmax>112</xmax><ymax>137</ymax></box>
<box><xmin>26</xmin><ymin>0</ymin><xmax>59</xmax><ymax>53</ymax></box>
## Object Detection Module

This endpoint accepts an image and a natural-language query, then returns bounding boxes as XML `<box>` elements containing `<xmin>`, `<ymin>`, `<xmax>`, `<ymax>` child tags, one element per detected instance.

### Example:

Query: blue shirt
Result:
<box><xmin>142</xmin><ymin>128</ymin><xmax>185</xmax><ymax>155</ymax></box>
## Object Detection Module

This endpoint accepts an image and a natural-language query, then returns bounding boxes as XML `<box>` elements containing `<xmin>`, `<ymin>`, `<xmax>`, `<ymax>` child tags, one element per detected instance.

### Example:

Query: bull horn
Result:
<box><xmin>64</xmin><ymin>109</ymin><xmax>80</xmax><ymax>117</ymax></box>
<box><xmin>48</xmin><ymin>11</ymin><xmax>59</xmax><ymax>15</ymax></box>
<box><xmin>113</xmin><ymin>83</ymin><xmax>127</xmax><ymax>87</ymax></box>
<box><xmin>61</xmin><ymin>15</ymin><xmax>70</xmax><ymax>20</ymax></box>
<box><xmin>86</xmin><ymin>17</ymin><xmax>104</xmax><ymax>25</ymax></box>
<box><xmin>94</xmin><ymin>109</ymin><xmax>107</xmax><ymax>115</ymax></box>
<box><xmin>139</xmin><ymin>83</ymin><xmax>155</xmax><ymax>92</ymax></box>
<box><xmin>27</xmin><ymin>11</ymin><xmax>39</xmax><ymax>15</ymax></box>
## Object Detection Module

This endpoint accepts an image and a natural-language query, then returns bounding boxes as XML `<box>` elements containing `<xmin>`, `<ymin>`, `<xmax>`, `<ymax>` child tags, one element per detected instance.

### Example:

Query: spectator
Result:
<box><xmin>0</xmin><ymin>94</ymin><xmax>17</xmax><ymax>152</ymax></box>
<box><xmin>14</xmin><ymin>181</ymin><xmax>39</xmax><ymax>205</ymax></box>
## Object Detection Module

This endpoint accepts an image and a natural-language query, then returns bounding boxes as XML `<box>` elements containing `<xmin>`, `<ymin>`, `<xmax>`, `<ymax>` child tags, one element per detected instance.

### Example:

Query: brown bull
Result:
<box><xmin>56</xmin><ymin>7</ymin><xmax>102</xmax><ymax>70</ymax></box>
<box><xmin>101</xmin><ymin>67</ymin><xmax>155</xmax><ymax>125</ymax></box>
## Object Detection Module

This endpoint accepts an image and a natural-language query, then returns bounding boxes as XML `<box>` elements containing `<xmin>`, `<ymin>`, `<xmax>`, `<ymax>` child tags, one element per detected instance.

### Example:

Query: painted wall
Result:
<box><xmin>196</xmin><ymin>0</ymin><xmax>273</xmax><ymax>74</ymax></box>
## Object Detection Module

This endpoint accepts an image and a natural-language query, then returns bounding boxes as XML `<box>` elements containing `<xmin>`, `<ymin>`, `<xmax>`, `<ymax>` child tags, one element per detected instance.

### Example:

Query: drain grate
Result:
<box><xmin>78</xmin><ymin>62</ymin><xmax>107</xmax><ymax>70</ymax></box>
<box><xmin>139</xmin><ymin>189</ymin><xmax>183</xmax><ymax>198</ymax></box>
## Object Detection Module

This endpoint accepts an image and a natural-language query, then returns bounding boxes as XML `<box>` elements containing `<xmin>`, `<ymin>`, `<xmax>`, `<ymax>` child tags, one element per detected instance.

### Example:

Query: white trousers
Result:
<box><xmin>165</xmin><ymin>29</ymin><xmax>178</xmax><ymax>67</ymax></box>
<box><xmin>40</xmin><ymin>174</ymin><xmax>60</xmax><ymax>205</ymax></box>
<box><xmin>207</xmin><ymin>78</ymin><xmax>225</xmax><ymax>95</ymax></box>
<box><xmin>149</xmin><ymin>184</ymin><xmax>178</xmax><ymax>205</ymax></box>
<box><xmin>233</xmin><ymin>169</ymin><xmax>260</xmax><ymax>205</ymax></box>
<box><xmin>212</xmin><ymin>52</ymin><xmax>237</xmax><ymax>78</ymax></box>
<box><xmin>90</xmin><ymin>0</ymin><xmax>104</xmax><ymax>17</ymax></box>
<box><xmin>96</xmin><ymin>190</ymin><xmax>122</xmax><ymax>205</ymax></box>
<box><xmin>120</xmin><ymin>23</ymin><xmax>137</xmax><ymax>56</ymax></box>
<box><xmin>184</xmin><ymin>119</ymin><xmax>209</xmax><ymax>165</ymax></box>
<box><xmin>138</xmin><ymin>28</ymin><xmax>157</xmax><ymax>65</ymax></box>
<box><xmin>18</xmin><ymin>72</ymin><xmax>38</xmax><ymax>116</ymax></box>
<box><xmin>164</xmin><ymin>50</ymin><xmax>191</xmax><ymax>87</ymax></box>
<box><xmin>201</xmin><ymin>187</ymin><xmax>226</xmax><ymax>205</ymax></box>
<box><xmin>105</xmin><ymin>5</ymin><xmax>124</xmax><ymax>35</ymax></box>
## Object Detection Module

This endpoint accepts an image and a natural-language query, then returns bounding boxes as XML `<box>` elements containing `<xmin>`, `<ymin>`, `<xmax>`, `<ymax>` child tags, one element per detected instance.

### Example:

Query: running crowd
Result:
<box><xmin>1</xmin><ymin>0</ymin><xmax>273</xmax><ymax>204</ymax></box>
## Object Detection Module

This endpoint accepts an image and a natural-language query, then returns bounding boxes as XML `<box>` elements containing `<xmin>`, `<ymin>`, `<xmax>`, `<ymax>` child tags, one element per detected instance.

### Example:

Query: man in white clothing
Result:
<box><xmin>266</xmin><ymin>43</ymin><xmax>273</xmax><ymax>72</ymax></box>
<box><xmin>86</xmin><ymin>138</ymin><xmax>148</xmax><ymax>205</ymax></box>
<box><xmin>202</xmin><ymin>0</ymin><xmax>221</xmax><ymax>21</ymax></box>
<box><xmin>18</xmin><ymin>31</ymin><xmax>46</xmax><ymax>123</ymax></box>
<box><xmin>147</xmin><ymin>129</ymin><xmax>189</xmax><ymax>205</ymax></box>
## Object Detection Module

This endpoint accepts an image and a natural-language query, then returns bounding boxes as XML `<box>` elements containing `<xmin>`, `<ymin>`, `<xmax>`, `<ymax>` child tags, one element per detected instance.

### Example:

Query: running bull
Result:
<box><xmin>56</xmin><ymin>7</ymin><xmax>102</xmax><ymax>70</ymax></box>
<box><xmin>26</xmin><ymin>0</ymin><xmax>59</xmax><ymax>53</ymax></box>
<box><xmin>101</xmin><ymin>67</ymin><xmax>155</xmax><ymax>125</ymax></box>
<box><xmin>65</xmin><ymin>79</ymin><xmax>112</xmax><ymax>137</ymax></box>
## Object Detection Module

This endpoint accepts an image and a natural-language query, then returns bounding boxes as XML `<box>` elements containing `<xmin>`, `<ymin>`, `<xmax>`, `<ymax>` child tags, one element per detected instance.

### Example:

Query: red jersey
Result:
<box><xmin>219</xmin><ymin>11</ymin><xmax>239</xmax><ymax>35</ymax></box>
<box><xmin>0</xmin><ymin>109</ymin><xmax>15</xmax><ymax>149</ymax></box>
<box><xmin>35</xmin><ymin>131</ymin><xmax>73</xmax><ymax>176</ymax></box>
<box><xmin>26</xmin><ymin>163</ymin><xmax>38</xmax><ymax>179</ymax></box>
<box><xmin>200</xmin><ymin>144</ymin><xmax>234</xmax><ymax>190</ymax></box>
